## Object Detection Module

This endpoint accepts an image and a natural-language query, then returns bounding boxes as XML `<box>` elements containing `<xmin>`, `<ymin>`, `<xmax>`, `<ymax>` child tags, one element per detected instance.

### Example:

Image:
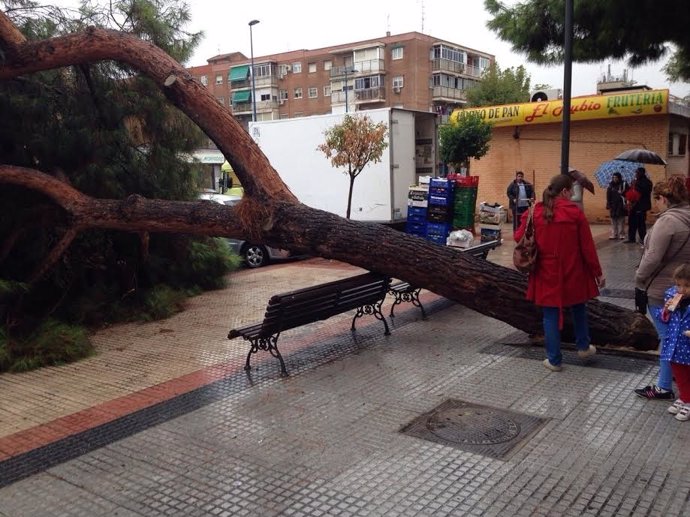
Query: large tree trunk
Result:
<box><xmin>0</xmin><ymin>12</ymin><xmax>658</xmax><ymax>350</ymax></box>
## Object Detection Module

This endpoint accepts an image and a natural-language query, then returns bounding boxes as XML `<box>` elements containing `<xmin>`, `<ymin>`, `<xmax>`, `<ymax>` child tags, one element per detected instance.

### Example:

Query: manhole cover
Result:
<box><xmin>401</xmin><ymin>399</ymin><xmax>548</xmax><ymax>460</ymax></box>
<box><xmin>427</xmin><ymin>406</ymin><xmax>521</xmax><ymax>445</ymax></box>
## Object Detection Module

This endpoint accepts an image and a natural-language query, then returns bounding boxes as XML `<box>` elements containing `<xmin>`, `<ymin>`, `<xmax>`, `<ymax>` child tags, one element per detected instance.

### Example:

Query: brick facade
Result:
<box><xmin>470</xmin><ymin>115</ymin><xmax>676</xmax><ymax>222</ymax></box>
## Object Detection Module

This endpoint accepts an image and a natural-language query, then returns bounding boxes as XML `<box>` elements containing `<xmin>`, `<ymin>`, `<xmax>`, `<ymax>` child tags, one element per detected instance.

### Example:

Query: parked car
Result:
<box><xmin>198</xmin><ymin>192</ymin><xmax>300</xmax><ymax>268</ymax></box>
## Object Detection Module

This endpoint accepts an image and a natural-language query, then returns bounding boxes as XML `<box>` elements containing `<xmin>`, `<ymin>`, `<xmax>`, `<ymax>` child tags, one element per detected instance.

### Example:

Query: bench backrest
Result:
<box><xmin>259</xmin><ymin>272</ymin><xmax>390</xmax><ymax>337</ymax></box>
<box><xmin>461</xmin><ymin>240</ymin><xmax>499</xmax><ymax>259</ymax></box>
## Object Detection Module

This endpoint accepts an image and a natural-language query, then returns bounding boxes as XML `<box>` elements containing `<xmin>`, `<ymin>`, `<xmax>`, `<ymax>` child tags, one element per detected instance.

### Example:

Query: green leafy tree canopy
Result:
<box><xmin>317</xmin><ymin>114</ymin><xmax>388</xmax><ymax>219</ymax></box>
<box><xmin>439</xmin><ymin>112</ymin><xmax>492</xmax><ymax>174</ymax></box>
<box><xmin>485</xmin><ymin>0</ymin><xmax>690</xmax><ymax>82</ymax></box>
<box><xmin>466</xmin><ymin>62</ymin><xmax>531</xmax><ymax>106</ymax></box>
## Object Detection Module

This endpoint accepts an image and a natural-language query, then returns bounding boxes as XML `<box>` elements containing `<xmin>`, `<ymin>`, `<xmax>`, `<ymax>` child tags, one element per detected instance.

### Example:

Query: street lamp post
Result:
<box><xmin>249</xmin><ymin>19</ymin><xmax>260</xmax><ymax>123</ymax></box>
<box><xmin>343</xmin><ymin>67</ymin><xmax>357</xmax><ymax>113</ymax></box>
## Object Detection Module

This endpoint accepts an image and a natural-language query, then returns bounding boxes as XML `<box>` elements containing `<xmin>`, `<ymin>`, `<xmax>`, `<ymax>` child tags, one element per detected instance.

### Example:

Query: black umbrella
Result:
<box><xmin>614</xmin><ymin>149</ymin><xmax>667</xmax><ymax>165</ymax></box>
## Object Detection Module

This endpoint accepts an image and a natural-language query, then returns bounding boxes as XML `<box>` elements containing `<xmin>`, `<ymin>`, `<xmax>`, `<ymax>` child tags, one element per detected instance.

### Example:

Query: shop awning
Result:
<box><xmin>231</xmin><ymin>90</ymin><xmax>251</xmax><ymax>103</ymax></box>
<box><xmin>229</xmin><ymin>65</ymin><xmax>249</xmax><ymax>82</ymax></box>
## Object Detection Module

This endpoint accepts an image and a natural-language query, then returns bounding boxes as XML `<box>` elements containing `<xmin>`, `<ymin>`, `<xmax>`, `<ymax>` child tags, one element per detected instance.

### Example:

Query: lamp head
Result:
<box><xmin>249</xmin><ymin>19</ymin><xmax>260</xmax><ymax>27</ymax></box>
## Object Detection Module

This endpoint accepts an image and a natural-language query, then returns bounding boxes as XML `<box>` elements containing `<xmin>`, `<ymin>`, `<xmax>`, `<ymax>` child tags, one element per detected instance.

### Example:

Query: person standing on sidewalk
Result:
<box><xmin>657</xmin><ymin>265</ymin><xmax>690</xmax><ymax>421</ymax></box>
<box><xmin>626</xmin><ymin>167</ymin><xmax>653</xmax><ymax>244</ymax></box>
<box><xmin>606</xmin><ymin>172</ymin><xmax>629</xmax><ymax>239</ymax></box>
<box><xmin>515</xmin><ymin>174</ymin><xmax>605</xmax><ymax>371</ymax></box>
<box><xmin>507</xmin><ymin>171</ymin><xmax>534</xmax><ymax>231</ymax></box>
<box><xmin>634</xmin><ymin>176</ymin><xmax>690</xmax><ymax>400</ymax></box>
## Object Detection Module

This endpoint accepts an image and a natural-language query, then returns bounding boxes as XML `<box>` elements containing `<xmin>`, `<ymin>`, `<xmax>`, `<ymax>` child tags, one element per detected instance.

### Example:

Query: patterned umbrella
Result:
<box><xmin>593</xmin><ymin>160</ymin><xmax>641</xmax><ymax>188</ymax></box>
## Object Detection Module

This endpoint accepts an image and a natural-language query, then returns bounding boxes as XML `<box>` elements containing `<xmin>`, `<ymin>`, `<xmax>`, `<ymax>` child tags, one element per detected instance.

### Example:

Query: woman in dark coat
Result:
<box><xmin>606</xmin><ymin>172</ymin><xmax>629</xmax><ymax>239</ymax></box>
<box><xmin>515</xmin><ymin>174</ymin><xmax>605</xmax><ymax>371</ymax></box>
<box><xmin>626</xmin><ymin>167</ymin><xmax>653</xmax><ymax>243</ymax></box>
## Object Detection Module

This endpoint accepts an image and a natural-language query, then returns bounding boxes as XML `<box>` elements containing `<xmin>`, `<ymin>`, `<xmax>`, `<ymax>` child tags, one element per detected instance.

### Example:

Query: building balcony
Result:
<box><xmin>232</xmin><ymin>99</ymin><xmax>279</xmax><ymax>115</ymax></box>
<box><xmin>254</xmin><ymin>75</ymin><xmax>279</xmax><ymax>88</ymax></box>
<box><xmin>331</xmin><ymin>87</ymin><xmax>385</xmax><ymax>107</ymax></box>
<box><xmin>330</xmin><ymin>59</ymin><xmax>385</xmax><ymax>78</ymax></box>
<box><xmin>230</xmin><ymin>79</ymin><xmax>251</xmax><ymax>89</ymax></box>
<box><xmin>431</xmin><ymin>58</ymin><xmax>465</xmax><ymax>75</ymax></box>
<box><xmin>355</xmin><ymin>87</ymin><xmax>386</xmax><ymax>104</ymax></box>
<box><xmin>431</xmin><ymin>86</ymin><xmax>468</xmax><ymax>102</ymax></box>
<box><xmin>430</xmin><ymin>59</ymin><xmax>483</xmax><ymax>78</ymax></box>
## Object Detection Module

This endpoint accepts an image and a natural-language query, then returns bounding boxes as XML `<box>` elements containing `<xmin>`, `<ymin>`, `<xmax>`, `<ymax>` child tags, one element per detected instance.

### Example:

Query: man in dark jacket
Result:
<box><xmin>626</xmin><ymin>167</ymin><xmax>653</xmax><ymax>243</ymax></box>
<box><xmin>507</xmin><ymin>171</ymin><xmax>535</xmax><ymax>230</ymax></box>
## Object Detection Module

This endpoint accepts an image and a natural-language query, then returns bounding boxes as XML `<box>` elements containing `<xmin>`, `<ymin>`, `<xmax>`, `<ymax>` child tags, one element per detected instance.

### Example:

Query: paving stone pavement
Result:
<box><xmin>2</xmin><ymin>223</ymin><xmax>689</xmax><ymax>517</ymax></box>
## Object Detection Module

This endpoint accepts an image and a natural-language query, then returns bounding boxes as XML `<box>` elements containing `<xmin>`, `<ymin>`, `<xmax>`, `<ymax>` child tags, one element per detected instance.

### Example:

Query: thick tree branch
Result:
<box><xmin>0</xmin><ymin>15</ymin><xmax>295</xmax><ymax>205</ymax></box>
<box><xmin>0</xmin><ymin>13</ymin><xmax>658</xmax><ymax>351</ymax></box>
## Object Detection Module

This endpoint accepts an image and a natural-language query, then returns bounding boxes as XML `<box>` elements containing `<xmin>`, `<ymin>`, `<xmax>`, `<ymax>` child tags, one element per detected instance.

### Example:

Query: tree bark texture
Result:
<box><xmin>0</xmin><ymin>12</ymin><xmax>658</xmax><ymax>350</ymax></box>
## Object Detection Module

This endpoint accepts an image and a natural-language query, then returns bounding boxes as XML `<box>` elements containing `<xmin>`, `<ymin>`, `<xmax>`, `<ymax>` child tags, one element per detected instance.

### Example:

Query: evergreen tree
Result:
<box><xmin>465</xmin><ymin>63</ymin><xmax>531</xmax><ymax>107</ymax></box>
<box><xmin>485</xmin><ymin>0</ymin><xmax>690</xmax><ymax>82</ymax></box>
<box><xmin>0</xmin><ymin>1</ymin><xmax>236</xmax><ymax>370</ymax></box>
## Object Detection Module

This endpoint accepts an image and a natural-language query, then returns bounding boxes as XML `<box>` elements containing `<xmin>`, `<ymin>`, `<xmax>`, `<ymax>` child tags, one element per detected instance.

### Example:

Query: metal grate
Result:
<box><xmin>400</xmin><ymin>399</ymin><xmax>548</xmax><ymax>460</ymax></box>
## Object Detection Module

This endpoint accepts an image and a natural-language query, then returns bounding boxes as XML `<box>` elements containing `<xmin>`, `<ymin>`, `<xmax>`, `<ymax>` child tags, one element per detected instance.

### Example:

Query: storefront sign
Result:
<box><xmin>450</xmin><ymin>89</ymin><xmax>668</xmax><ymax>128</ymax></box>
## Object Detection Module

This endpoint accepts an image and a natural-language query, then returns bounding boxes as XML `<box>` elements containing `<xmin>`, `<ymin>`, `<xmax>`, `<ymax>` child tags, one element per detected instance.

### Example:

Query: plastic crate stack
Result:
<box><xmin>478</xmin><ymin>202</ymin><xmax>503</xmax><ymax>243</ymax></box>
<box><xmin>450</xmin><ymin>175</ymin><xmax>479</xmax><ymax>233</ymax></box>
<box><xmin>425</xmin><ymin>178</ymin><xmax>454</xmax><ymax>245</ymax></box>
<box><xmin>406</xmin><ymin>185</ymin><xmax>429</xmax><ymax>238</ymax></box>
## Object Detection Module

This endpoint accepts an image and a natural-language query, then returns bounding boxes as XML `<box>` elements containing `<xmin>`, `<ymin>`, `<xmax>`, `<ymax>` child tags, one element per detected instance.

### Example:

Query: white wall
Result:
<box><xmin>250</xmin><ymin>109</ymin><xmax>398</xmax><ymax>222</ymax></box>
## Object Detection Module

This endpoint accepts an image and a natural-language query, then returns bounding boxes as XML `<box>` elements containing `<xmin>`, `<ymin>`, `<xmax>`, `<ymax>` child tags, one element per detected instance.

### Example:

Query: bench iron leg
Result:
<box><xmin>389</xmin><ymin>293</ymin><xmax>403</xmax><ymax>318</ymax></box>
<box><xmin>352</xmin><ymin>300</ymin><xmax>391</xmax><ymax>336</ymax></box>
<box><xmin>390</xmin><ymin>287</ymin><xmax>426</xmax><ymax>320</ymax></box>
<box><xmin>245</xmin><ymin>335</ymin><xmax>288</xmax><ymax>376</ymax></box>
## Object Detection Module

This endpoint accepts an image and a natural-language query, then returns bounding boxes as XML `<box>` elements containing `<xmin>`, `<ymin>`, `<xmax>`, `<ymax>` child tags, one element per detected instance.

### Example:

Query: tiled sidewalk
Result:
<box><xmin>3</xmin><ymin>224</ymin><xmax>687</xmax><ymax>517</ymax></box>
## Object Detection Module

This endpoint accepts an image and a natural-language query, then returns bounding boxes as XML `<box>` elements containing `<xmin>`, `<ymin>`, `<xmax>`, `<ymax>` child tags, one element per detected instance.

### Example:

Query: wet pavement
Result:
<box><xmin>1</xmin><ymin>223</ymin><xmax>688</xmax><ymax>516</ymax></box>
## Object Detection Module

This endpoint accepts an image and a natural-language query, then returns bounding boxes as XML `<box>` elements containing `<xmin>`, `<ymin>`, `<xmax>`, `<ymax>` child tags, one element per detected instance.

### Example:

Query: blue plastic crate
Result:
<box><xmin>407</xmin><ymin>206</ymin><xmax>428</xmax><ymax>217</ymax></box>
<box><xmin>406</xmin><ymin>221</ymin><xmax>428</xmax><ymax>235</ymax></box>
<box><xmin>429</xmin><ymin>177</ymin><xmax>453</xmax><ymax>189</ymax></box>
<box><xmin>426</xmin><ymin>222</ymin><xmax>451</xmax><ymax>235</ymax></box>
<box><xmin>426</xmin><ymin>234</ymin><xmax>447</xmax><ymax>245</ymax></box>
<box><xmin>429</xmin><ymin>195</ymin><xmax>451</xmax><ymax>206</ymax></box>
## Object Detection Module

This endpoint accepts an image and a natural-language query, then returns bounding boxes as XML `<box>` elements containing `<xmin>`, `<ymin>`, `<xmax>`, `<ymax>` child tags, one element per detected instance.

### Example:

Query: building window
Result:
<box><xmin>308</xmin><ymin>87</ymin><xmax>318</xmax><ymax>98</ymax></box>
<box><xmin>200</xmin><ymin>75</ymin><xmax>208</xmax><ymax>86</ymax></box>
<box><xmin>392</xmin><ymin>47</ymin><xmax>404</xmax><ymax>60</ymax></box>
<box><xmin>323</xmin><ymin>85</ymin><xmax>332</xmax><ymax>97</ymax></box>
<box><xmin>294</xmin><ymin>87</ymin><xmax>303</xmax><ymax>99</ymax></box>
<box><xmin>279</xmin><ymin>89</ymin><xmax>288</xmax><ymax>100</ymax></box>
<box><xmin>324</xmin><ymin>60</ymin><xmax>332</xmax><ymax>71</ymax></box>
<box><xmin>260</xmin><ymin>93</ymin><xmax>271</xmax><ymax>101</ymax></box>
<box><xmin>669</xmin><ymin>132</ymin><xmax>688</xmax><ymax>156</ymax></box>
<box><xmin>216</xmin><ymin>96</ymin><xmax>224</xmax><ymax>105</ymax></box>
<box><xmin>292</xmin><ymin>62</ymin><xmax>302</xmax><ymax>73</ymax></box>
<box><xmin>354</xmin><ymin>75</ymin><xmax>382</xmax><ymax>90</ymax></box>
<box><xmin>215</xmin><ymin>74</ymin><xmax>223</xmax><ymax>85</ymax></box>
<box><xmin>308</xmin><ymin>62</ymin><xmax>317</xmax><ymax>73</ymax></box>
<box><xmin>392</xmin><ymin>76</ymin><xmax>404</xmax><ymax>89</ymax></box>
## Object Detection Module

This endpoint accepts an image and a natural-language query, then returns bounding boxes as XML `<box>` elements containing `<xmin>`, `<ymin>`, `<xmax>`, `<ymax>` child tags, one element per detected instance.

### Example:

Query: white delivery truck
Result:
<box><xmin>249</xmin><ymin>108</ymin><xmax>437</xmax><ymax>224</ymax></box>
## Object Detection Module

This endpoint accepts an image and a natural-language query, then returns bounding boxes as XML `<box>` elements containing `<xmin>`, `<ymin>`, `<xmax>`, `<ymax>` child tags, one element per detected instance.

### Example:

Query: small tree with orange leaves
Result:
<box><xmin>317</xmin><ymin>114</ymin><xmax>388</xmax><ymax>219</ymax></box>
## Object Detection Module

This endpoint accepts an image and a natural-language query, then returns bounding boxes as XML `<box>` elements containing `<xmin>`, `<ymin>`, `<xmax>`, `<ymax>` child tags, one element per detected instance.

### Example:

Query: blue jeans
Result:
<box><xmin>648</xmin><ymin>303</ymin><xmax>673</xmax><ymax>391</ymax></box>
<box><xmin>543</xmin><ymin>304</ymin><xmax>590</xmax><ymax>366</ymax></box>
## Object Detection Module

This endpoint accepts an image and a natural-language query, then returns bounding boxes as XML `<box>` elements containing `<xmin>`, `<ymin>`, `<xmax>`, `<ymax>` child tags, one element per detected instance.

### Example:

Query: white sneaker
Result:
<box><xmin>675</xmin><ymin>404</ymin><xmax>690</xmax><ymax>422</ymax></box>
<box><xmin>668</xmin><ymin>399</ymin><xmax>685</xmax><ymax>415</ymax></box>
<box><xmin>543</xmin><ymin>359</ymin><xmax>563</xmax><ymax>372</ymax></box>
<box><xmin>577</xmin><ymin>345</ymin><xmax>597</xmax><ymax>359</ymax></box>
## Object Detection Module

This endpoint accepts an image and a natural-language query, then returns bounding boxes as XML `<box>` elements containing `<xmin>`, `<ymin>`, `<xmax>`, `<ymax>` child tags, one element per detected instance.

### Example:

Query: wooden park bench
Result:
<box><xmin>388</xmin><ymin>240</ymin><xmax>500</xmax><ymax>319</ymax></box>
<box><xmin>228</xmin><ymin>272</ymin><xmax>391</xmax><ymax>376</ymax></box>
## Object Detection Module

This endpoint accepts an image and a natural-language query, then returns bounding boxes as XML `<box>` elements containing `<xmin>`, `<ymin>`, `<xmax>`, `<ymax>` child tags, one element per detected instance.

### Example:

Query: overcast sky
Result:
<box><xmin>55</xmin><ymin>0</ymin><xmax>690</xmax><ymax>98</ymax></box>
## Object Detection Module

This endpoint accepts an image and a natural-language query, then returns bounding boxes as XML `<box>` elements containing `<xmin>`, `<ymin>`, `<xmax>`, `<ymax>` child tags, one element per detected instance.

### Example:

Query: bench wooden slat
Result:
<box><xmin>228</xmin><ymin>272</ymin><xmax>390</xmax><ymax>376</ymax></box>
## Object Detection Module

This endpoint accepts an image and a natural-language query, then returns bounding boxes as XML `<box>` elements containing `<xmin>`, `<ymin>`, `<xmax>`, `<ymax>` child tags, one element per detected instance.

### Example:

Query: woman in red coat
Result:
<box><xmin>515</xmin><ymin>174</ymin><xmax>605</xmax><ymax>371</ymax></box>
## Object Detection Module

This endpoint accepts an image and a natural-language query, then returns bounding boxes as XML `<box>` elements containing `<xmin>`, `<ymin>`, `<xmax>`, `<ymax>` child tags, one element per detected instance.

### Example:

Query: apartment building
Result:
<box><xmin>187</xmin><ymin>31</ymin><xmax>493</xmax><ymax>180</ymax></box>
